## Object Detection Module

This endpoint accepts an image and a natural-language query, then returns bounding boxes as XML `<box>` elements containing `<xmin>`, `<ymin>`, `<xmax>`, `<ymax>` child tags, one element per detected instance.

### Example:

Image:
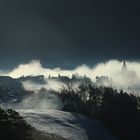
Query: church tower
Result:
<box><xmin>122</xmin><ymin>60</ymin><xmax>127</xmax><ymax>71</ymax></box>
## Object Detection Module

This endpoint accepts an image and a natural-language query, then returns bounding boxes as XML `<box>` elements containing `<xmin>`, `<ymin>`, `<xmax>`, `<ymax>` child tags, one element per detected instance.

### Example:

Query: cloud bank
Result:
<box><xmin>6</xmin><ymin>59</ymin><xmax>140</xmax><ymax>78</ymax></box>
<box><xmin>1</xmin><ymin>59</ymin><xmax>140</xmax><ymax>94</ymax></box>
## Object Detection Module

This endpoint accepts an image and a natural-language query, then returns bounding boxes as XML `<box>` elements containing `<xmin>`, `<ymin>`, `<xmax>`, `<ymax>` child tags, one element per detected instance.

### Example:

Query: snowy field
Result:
<box><xmin>17</xmin><ymin>109</ymin><xmax>117</xmax><ymax>140</ymax></box>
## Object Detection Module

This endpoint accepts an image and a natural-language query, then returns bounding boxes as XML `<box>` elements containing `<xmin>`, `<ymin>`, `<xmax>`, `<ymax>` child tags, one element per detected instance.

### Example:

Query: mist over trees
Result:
<box><xmin>50</xmin><ymin>84</ymin><xmax>140</xmax><ymax>140</ymax></box>
<box><xmin>0</xmin><ymin>75</ymin><xmax>140</xmax><ymax>140</ymax></box>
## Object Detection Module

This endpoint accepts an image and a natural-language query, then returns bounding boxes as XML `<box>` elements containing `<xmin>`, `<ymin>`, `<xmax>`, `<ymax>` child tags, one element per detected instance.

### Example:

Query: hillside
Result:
<box><xmin>18</xmin><ymin>109</ymin><xmax>117</xmax><ymax>140</ymax></box>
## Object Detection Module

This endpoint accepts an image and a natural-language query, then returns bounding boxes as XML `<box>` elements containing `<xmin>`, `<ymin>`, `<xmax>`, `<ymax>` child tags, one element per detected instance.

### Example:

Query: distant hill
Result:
<box><xmin>18</xmin><ymin>75</ymin><xmax>45</xmax><ymax>84</ymax></box>
<box><xmin>0</xmin><ymin>76</ymin><xmax>27</xmax><ymax>103</ymax></box>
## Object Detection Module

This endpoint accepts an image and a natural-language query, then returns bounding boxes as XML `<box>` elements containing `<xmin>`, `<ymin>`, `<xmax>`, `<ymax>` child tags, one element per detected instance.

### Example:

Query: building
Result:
<box><xmin>122</xmin><ymin>60</ymin><xmax>127</xmax><ymax>72</ymax></box>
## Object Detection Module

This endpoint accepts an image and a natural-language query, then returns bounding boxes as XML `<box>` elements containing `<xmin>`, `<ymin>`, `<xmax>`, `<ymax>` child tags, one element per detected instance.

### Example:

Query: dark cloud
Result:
<box><xmin>0</xmin><ymin>0</ymin><xmax>140</xmax><ymax>69</ymax></box>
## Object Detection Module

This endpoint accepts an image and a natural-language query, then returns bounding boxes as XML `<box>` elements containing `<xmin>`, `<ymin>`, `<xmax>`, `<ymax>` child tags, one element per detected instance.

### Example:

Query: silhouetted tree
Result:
<box><xmin>50</xmin><ymin>84</ymin><xmax>140</xmax><ymax>140</ymax></box>
<box><xmin>0</xmin><ymin>108</ymin><xmax>33</xmax><ymax>140</ymax></box>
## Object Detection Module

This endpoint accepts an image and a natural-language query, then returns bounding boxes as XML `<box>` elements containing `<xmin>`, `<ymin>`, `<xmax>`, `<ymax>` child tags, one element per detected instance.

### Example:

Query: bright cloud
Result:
<box><xmin>1</xmin><ymin>59</ymin><xmax>140</xmax><ymax>94</ymax></box>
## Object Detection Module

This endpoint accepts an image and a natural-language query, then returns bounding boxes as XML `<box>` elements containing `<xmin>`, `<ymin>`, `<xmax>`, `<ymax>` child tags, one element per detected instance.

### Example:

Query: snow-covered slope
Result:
<box><xmin>18</xmin><ymin>109</ymin><xmax>117</xmax><ymax>140</ymax></box>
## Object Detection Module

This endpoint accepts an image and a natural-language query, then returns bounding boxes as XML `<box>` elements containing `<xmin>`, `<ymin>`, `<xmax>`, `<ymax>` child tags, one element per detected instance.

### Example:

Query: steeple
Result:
<box><xmin>122</xmin><ymin>60</ymin><xmax>127</xmax><ymax>71</ymax></box>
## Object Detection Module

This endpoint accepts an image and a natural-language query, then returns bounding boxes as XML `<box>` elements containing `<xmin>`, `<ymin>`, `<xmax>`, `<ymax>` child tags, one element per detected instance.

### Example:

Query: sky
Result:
<box><xmin>0</xmin><ymin>0</ymin><xmax>140</xmax><ymax>69</ymax></box>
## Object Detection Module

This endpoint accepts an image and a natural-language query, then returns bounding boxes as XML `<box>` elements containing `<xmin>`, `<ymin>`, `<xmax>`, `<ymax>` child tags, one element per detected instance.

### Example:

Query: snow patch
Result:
<box><xmin>17</xmin><ymin>109</ymin><xmax>117</xmax><ymax>140</ymax></box>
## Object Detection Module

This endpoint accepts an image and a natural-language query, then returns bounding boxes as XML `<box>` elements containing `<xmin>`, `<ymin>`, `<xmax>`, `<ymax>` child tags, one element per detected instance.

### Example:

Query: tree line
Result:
<box><xmin>51</xmin><ymin>84</ymin><xmax>140</xmax><ymax>140</ymax></box>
